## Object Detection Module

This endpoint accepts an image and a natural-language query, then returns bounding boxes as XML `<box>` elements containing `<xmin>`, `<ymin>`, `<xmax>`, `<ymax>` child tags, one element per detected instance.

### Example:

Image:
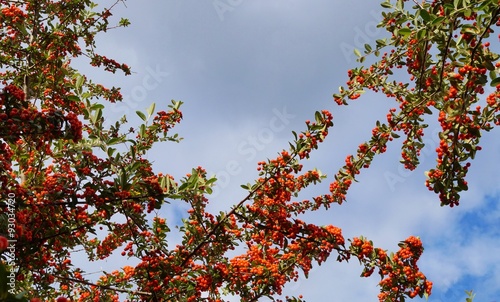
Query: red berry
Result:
<box><xmin>0</xmin><ymin>236</ymin><xmax>8</xmax><ymax>250</ymax></box>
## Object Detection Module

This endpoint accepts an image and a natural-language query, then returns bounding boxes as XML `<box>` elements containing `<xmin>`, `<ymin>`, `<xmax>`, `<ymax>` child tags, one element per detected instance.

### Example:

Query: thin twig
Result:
<box><xmin>54</xmin><ymin>275</ymin><xmax>152</xmax><ymax>296</ymax></box>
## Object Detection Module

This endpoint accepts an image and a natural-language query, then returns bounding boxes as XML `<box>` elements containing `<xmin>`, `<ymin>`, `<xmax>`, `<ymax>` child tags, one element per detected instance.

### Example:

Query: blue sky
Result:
<box><xmin>80</xmin><ymin>1</ymin><xmax>500</xmax><ymax>301</ymax></box>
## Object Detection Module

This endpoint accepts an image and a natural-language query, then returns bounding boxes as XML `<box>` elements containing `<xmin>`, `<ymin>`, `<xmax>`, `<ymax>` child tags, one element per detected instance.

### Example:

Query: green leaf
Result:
<box><xmin>490</xmin><ymin>77</ymin><xmax>500</xmax><ymax>87</ymax></box>
<box><xmin>489</xmin><ymin>70</ymin><xmax>497</xmax><ymax>80</ymax></box>
<box><xmin>417</xmin><ymin>28</ymin><xmax>427</xmax><ymax>40</ymax></box>
<box><xmin>119</xmin><ymin>18</ymin><xmax>131</xmax><ymax>27</ymax></box>
<box><xmin>91</xmin><ymin>108</ymin><xmax>102</xmax><ymax>123</ymax></box>
<box><xmin>432</xmin><ymin>16</ymin><xmax>445</xmax><ymax>26</ymax></box>
<box><xmin>178</xmin><ymin>182</ymin><xmax>188</xmax><ymax>191</ymax></box>
<box><xmin>107</xmin><ymin>147</ymin><xmax>116</xmax><ymax>157</ymax></box>
<box><xmin>364</xmin><ymin>43</ymin><xmax>372</xmax><ymax>53</ymax></box>
<box><xmin>160</xmin><ymin>176</ymin><xmax>168</xmax><ymax>191</ymax></box>
<box><xmin>315</xmin><ymin>111</ymin><xmax>322</xmax><ymax>123</ymax></box>
<box><xmin>136</xmin><ymin>111</ymin><xmax>147</xmax><ymax>121</ymax></box>
<box><xmin>75</xmin><ymin>74</ymin><xmax>85</xmax><ymax>90</ymax></box>
<box><xmin>67</xmin><ymin>95</ymin><xmax>81</xmax><ymax>102</ymax></box>
<box><xmin>353</xmin><ymin>48</ymin><xmax>361</xmax><ymax>57</ymax></box>
<box><xmin>206</xmin><ymin>177</ymin><xmax>217</xmax><ymax>185</ymax></box>
<box><xmin>107</xmin><ymin>137</ymin><xmax>121</xmax><ymax>145</ymax></box>
<box><xmin>465</xmin><ymin>290</ymin><xmax>475</xmax><ymax>302</ymax></box>
<box><xmin>147</xmin><ymin>103</ymin><xmax>156</xmax><ymax>118</ymax></box>
<box><xmin>419</xmin><ymin>9</ymin><xmax>431</xmax><ymax>22</ymax></box>
<box><xmin>462</xmin><ymin>25</ymin><xmax>478</xmax><ymax>34</ymax></box>
<box><xmin>120</xmin><ymin>167</ymin><xmax>127</xmax><ymax>189</ymax></box>
<box><xmin>398</xmin><ymin>27</ymin><xmax>412</xmax><ymax>37</ymax></box>
<box><xmin>139</xmin><ymin>124</ymin><xmax>146</xmax><ymax>138</ymax></box>
<box><xmin>171</xmin><ymin>100</ymin><xmax>183</xmax><ymax>110</ymax></box>
<box><xmin>396</xmin><ymin>0</ymin><xmax>404</xmax><ymax>10</ymax></box>
<box><xmin>16</xmin><ymin>22</ymin><xmax>29</xmax><ymax>37</ymax></box>
<box><xmin>90</xmin><ymin>103</ymin><xmax>105</xmax><ymax>110</ymax></box>
<box><xmin>376</xmin><ymin>39</ymin><xmax>387</xmax><ymax>47</ymax></box>
<box><xmin>381</xmin><ymin>1</ymin><xmax>392</xmax><ymax>8</ymax></box>
<box><xmin>484</xmin><ymin>60</ymin><xmax>495</xmax><ymax>71</ymax></box>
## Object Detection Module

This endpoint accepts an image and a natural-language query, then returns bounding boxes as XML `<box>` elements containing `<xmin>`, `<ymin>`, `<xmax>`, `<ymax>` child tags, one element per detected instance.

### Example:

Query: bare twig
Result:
<box><xmin>54</xmin><ymin>275</ymin><xmax>152</xmax><ymax>296</ymax></box>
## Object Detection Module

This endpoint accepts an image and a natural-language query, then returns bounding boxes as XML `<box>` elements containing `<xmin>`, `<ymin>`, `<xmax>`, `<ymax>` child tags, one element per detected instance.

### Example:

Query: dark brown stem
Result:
<box><xmin>54</xmin><ymin>275</ymin><xmax>152</xmax><ymax>296</ymax></box>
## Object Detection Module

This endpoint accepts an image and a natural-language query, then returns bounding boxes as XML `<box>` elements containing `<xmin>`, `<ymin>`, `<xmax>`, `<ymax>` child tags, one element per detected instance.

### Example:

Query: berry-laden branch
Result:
<box><xmin>0</xmin><ymin>0</ymin><xmax>497</xmax><ymax>301</ymax></box>
<box><xmin>332</xmin><ymin>0</ymin><xmax>500</xmax><ymax>206</ymax></box>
